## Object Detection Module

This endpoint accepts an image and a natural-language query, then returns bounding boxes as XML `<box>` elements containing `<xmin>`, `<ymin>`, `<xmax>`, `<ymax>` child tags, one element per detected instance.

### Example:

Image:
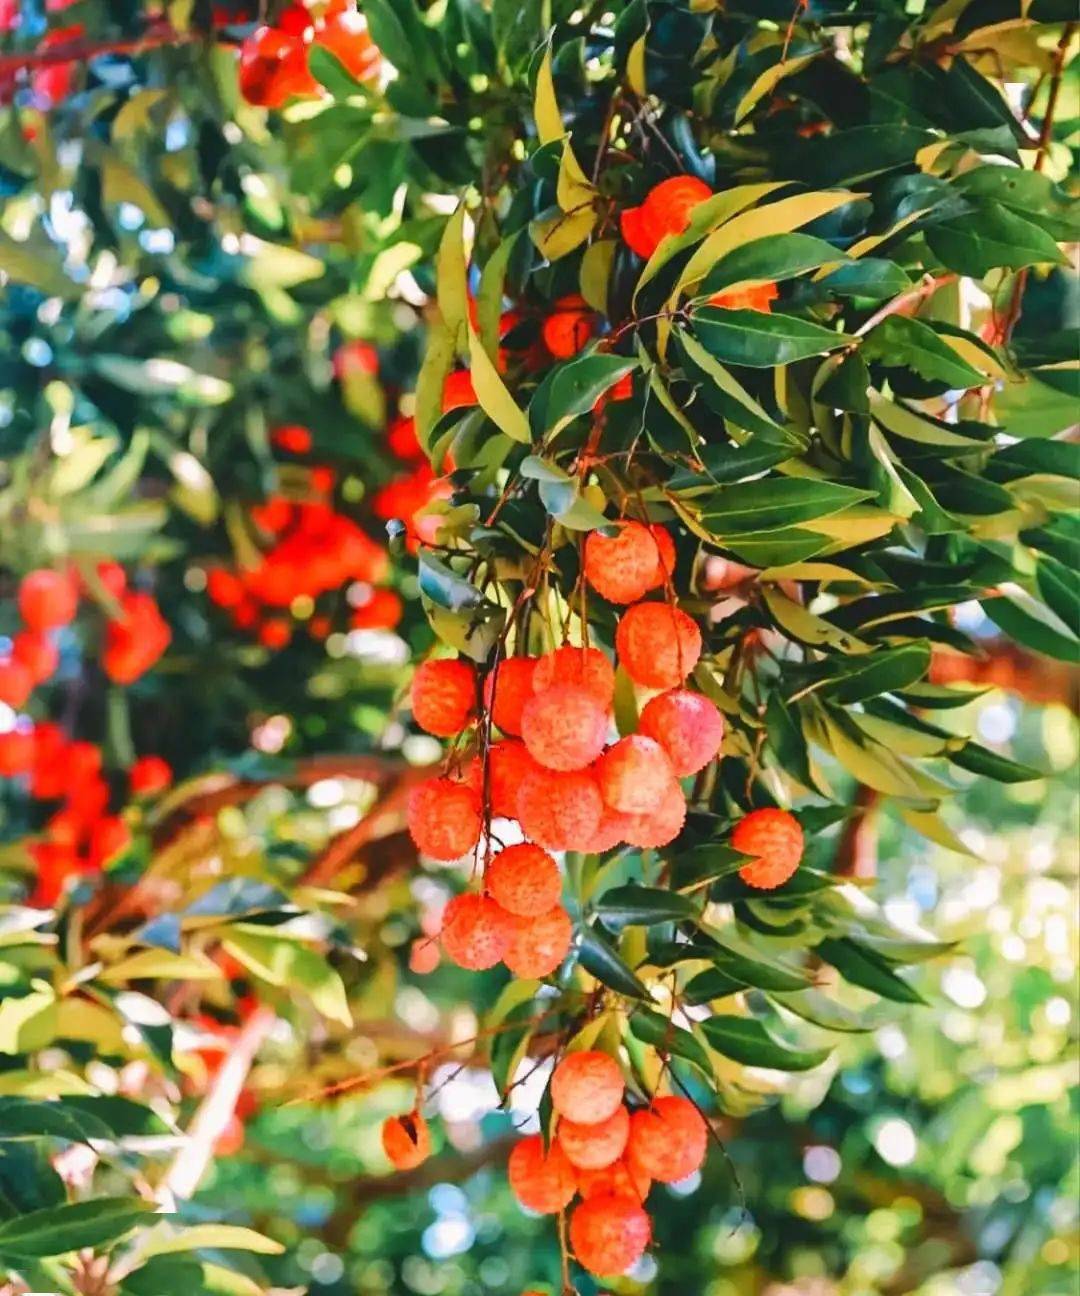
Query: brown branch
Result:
<box><xmin>834</xmin><ymin>785</ymin><xmax>880</xmax><ymax>879</ymax></box>
<box><xmin>853</xmin><ymin>273</ymin><xmax>957</xmax><ymax>338</ymax></box>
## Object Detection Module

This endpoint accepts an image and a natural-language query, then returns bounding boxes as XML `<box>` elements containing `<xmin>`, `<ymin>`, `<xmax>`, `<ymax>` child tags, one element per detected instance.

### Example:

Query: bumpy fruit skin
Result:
<box><xmin>551</xmin><ymin>1051</ymin><xmax>624</xmax><ymax>1125</ymax></box>
<box><xmin>407</xmin><ymin>778</ymin><xmax>482</xmax><ymax>861</ymax></box>
<box><xmin>732</xmin><ymin>807</ymin><xmax>804</xmax><ymax>889</ymax></box>
<box><xmin>516</xmin><ymin>767</ymin><xmax>602</xmax><ymax>853</ymax></box>
<box><xmin>479</xmin><ymin>739</ymin><xmax>540</xmax><ymax>819</ymax></box>
<box><xmin>575</xmin><ymin>1156</ymin><xmax>651</xmax><ymax>1203</ymax></box>
<box><xmin>557</xmin><ymin>1103</ymin><xmax>630</xmax><ymax>1170</ymax></box>
<box><xmin>649</xmin><ymin>525</ymin><xmax>676</xmax><ymax>587</ymax></box>
<box><xmin>623</xmin><ymin>780</ymin><xmax>686</xmax><ymax>849</ymax></box>
<box><xmin>627</xmin><ymin>1096</ymin><xmax>708</xmax><ymax>1183</ymax></box>
<box><xmin>595</xmin><ymin>736</ymin><xmax>676</xmax><ymax>816</ymax></box>
<box><xmin>615</xmin><ymin>601</ymin><xmax>702</xmax><ymax>689</ymax></box>
<box><xmin>570</xmin><ymin>1193</ymin><xmax>652</xmax><ymax>1277</ymax></box>
<box><xmin>585</xmin><ymin>804</ymin><xmax>632</xmax><ymax>854</ymax></box>
<box><xmin>483</xmin><ymin>657</ymin><xmax>537</xmax><ymax>736</ymax></box>
<box><xmin>382</xmin><ymin>1111</ymin><xmax>431</xmax><ymax>1169</ymax></box>
<box><xmin>19</xmin><ymin>570</ymin><xmax>77</xmax><ymax>631</ymax></box>
<box><xmin>440</xmin><ymin>894</ymin><xmax>512</xmax><ymax>970</ymax></box>
<box><xmin>638</xmin><ymin>689</ymin><xmax>724</xmax><ymax>776</ymax></box>
<box><xmin>411</xmin><ymin>658</ymin><xmax>475</xmax><ymax>737</ymax></box>
<box><xmin>487</xmin><ymin>843</ymin><xmax>561</xmax><ymax>917</ymax></box>
<box><xmin>507</xmin><ymin>1134</ymin><xmax>576</xmax><ymax>1214</ymax></box>
<box><xmin>584</xmin><ymin>521</ymin><xmax>660</xmax><ymax>605</ymax></box>
<box><xmin>503</xmin><ymin>905</ymin><xmax>573</xmax><ymax>979</ymax></box>
<box><xmin>533</xmin><ymin>645</ymin><xmax>615</xmax><ymax>706</ymax></box>
<box><xmin>521</xmin><ymin>685</ymin><xmax>609</xmax><ymax>772</ymax></box>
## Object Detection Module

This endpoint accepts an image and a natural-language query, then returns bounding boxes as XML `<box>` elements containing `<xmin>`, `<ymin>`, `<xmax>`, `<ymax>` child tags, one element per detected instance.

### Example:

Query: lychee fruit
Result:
<box><xmin>502</xmin><ymin>905</ymin><xmax>573</xmax><ymax>979</ymax></box>
<box><xmin>483</xmin><ymin>656</ymin><xmax>537</xmax><ymax>736</ymax></box>
<box><xmin>594</xmin><ymin>735</ymin><xmax>677</xmax><ymax>815</ymax></box>
<box><xmin>576</xmin><ymin>1156</ymin><xmax>652</xmax><ymax>1203</ymax></box>
<box><xmin>411</xmin><ymin>658</ymin><xmax>475</xmax><ymax>737</ymax></box>
<box><xmin>407</xmin><ymin>778</ymin><xmax>482</xmax><ymax>861</ymax></box>
<box><xmin>584</xmin><ymin>521</ymin><xmax>660</xmax><ymax>604</ymax></box>
<box><xmin>486</xmin><ymin>843</ymin><xmax>562</xmax><ymax>917</ymax></box>
<box><xmin>516</xmin><ymin>767</ymin><xmax>602</xmax><ymax>853</ymax></box>
<box><xmin>638</xmin><ymin>689</ymin><xmax>724</xmax><ymax>776</ymax></box>
<box><xmin>533</xmin><ymin>645</ymin><xmax>615</xmax><ymax>707</ymax></box>
<box><xmin>507</xmin><ymin>1134</ymin><xmax>577</xmax><ymax>1214</ymax></box>
<box><xmin>622</xmin><ymin>780</ymin><xmax>687</xmax><ymax>850</ymax></box>
<box><xmin>626</xmin><ymin>1095</ymin><xmax>708</xmax><ymax>1183</ymax></box>
<box><xmin>382</xmin><ymin>1111</ymin><xmax>431</xmax><ymax>1170</ymax></box>
<box><xmin>732</xmin><ymin>807</ymin><xmax>804</xmax><ymax>890</ymax></box>
<box><xmin>557</xmin><ymin>1103</ymin><xmax>630</xmax><ymax>1169</ymax></box>
<box><xmin>648</xmin><ymin>525</ymin><xmax>676</xmax><ymax>588</ymax></box>
<box><xmin>616</xmin><ymin>602</ymin><xmax>702</xmax><ymax>690</ymax></box>
<box><xmin>440</xmin><ymin>893</ymin><xmax>513</xmax><ymax>970</ymax></box>
<box><xmin>521</xmin><ymin>685</ymin><xmax>608</xmax><ymax>771</ymax></box>
<box><xmin>18</xmin><ymin>569</ymin><xmax>78</xmax><ymax>631</ymax></box>
<box><xmin>551</xmin><ymin>1051</ymin><xmax>624</xmax><ymax>1125</ymax></box>
<box><xmin>570</xmin><ymin>1194</ymin><xmax>651</xmax><ymax>1277</ymax></box>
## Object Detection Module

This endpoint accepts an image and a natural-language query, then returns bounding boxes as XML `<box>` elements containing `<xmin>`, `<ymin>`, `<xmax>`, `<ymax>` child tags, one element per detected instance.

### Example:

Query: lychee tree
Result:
<box><xmin>364</xmin><ymin>0</ymin><xmax>1078</xmax><ymax>1283</ymax></box>
<box><xmin>0</xmin><ymin>0</ymin><xmax>1075</xmax><ymax>1293</ymax></box>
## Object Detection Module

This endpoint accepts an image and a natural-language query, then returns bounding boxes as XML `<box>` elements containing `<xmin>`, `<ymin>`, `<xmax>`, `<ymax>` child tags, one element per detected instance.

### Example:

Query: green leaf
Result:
<box><xmin>862</xmin><ymin>316</ymin><xmax>984</xmax><ymax>389</ymax></box>
<box><xmin>223</xmin><ymin>931</ymin><xmax>351</xmax><ymax>1027</ymax></box>
<box><xmin>467</xmin><ymin>324</ymin><xmax>531</xmax><ymax>443</ymax></box>
<box><xmin>490</xmin><ymin>1000</ymin><xmax>539</xmax><ymax>1098</ymax></box>
<box><xmin>700</xmin><ymin>478</ymin><xmax>873</xmax><ymax>535</ymax></box>
<box><xmin>819</xmin><ymin>259</ymin><xmax>912</xmax><ymax>299</ymax></box>
<box><xmin>700</xmin><ymin>1015</ymin><xmax>831</xmax><ymax>1071</ymax></box>
<box><xmin>926</xmin><ymin>203</ymin><xmax>1069</xmax><ymax>277</ymax></box>
<box><xmin>307</xmin><ymin>42</ymin><xmax>368</xmax><ymax>97</ymax></box>
<box><xmin>815</xmin><ymin>938</ymin><xmax>926</xmax><ymax>1005</ymax></box>
<box><xmin>949</xmin><ymin>741</ymin><xmax>1042</xmax><ymax>784</ymax></box>
<box><xmin>692</xmin><ymin>307</ymin><xmax>854</xmax><ymax>368</ymax></box>
<box><xmin>769</xmin><ymin>989</ymin><xmax>883</xmax><ymax>1033</ymax></box>
<box><xmin>823</xmin><ymin>642</ymin><xmax>931</xmax><ymax>704</ymax></box>
<box><xmin>0</xmin><ymin>1197</ymin><xmax>157</xmax><ymax>1258</ymax></box>
<box><xmin>700</xmin><ymin>233</ymin><xmax>848</xmax><ymax>296</ymax></box>
<box><xmin>707</xmin><ymin>936</ymin><xmax>811</xmax><ymax>992</ymax></box>
<box><xmin>577</xmin><ymin>926</ymin><xmax>649</xmax><ymax>999</ymax></box>
<box><xmin>540</xmin><ymin>353</ymin><xmax>638</xmax><ymax>440</ymax></box>
<box><xmin>437</xmin><ymin>203</ymin><xmax>469</xmax><ymax>348</ymax></box>
<box><xmin>682</xmin><ymin>967</ymin><xmax>748</xmax><ymax>1004</ymax></box>
<box><xmin>629</xmin><ymin>1008</ymin><xmax>713</xmax><ymax>1077</ymax></box>
<box><xmin>982</xmin><ymin>593</ymin><xmax>1080</xmax><ymax>664</ymax></box>
<box><xmin>676</xmin><ymin>329</ymin><xmax>791</xmax><ymax>440</ymax></box>
<box><xmin>593</xmin><ymin>884</ymin><xmax>698</xmax><ymax>928</ymax></box>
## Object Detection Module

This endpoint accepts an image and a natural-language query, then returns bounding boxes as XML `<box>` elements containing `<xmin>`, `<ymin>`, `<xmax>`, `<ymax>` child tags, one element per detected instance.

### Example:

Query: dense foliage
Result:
<box><xmin>0</xmin><ymin>0</ymin><xmax>1076</xmax><ymax>1292</ymax></box>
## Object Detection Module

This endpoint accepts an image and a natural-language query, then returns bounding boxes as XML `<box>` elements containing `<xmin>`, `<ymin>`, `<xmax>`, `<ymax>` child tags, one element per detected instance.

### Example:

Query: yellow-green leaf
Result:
<box><xmin>530</xmin><ymin>206</ymin><xmax>597</xmax><ymax>262</ymax></box>
<box><xmin>467</xmin><ymin>324</ymin><xmax>531</xmax><ymax>444</ymax></box>
<box><xmin>627</xmin><ymin>35</ymin><xmax>647</xmax><ymax>94</ymax></box>
<box><xmin>534</xmin><ymin>46</ymin><xmax>564</xmax><ymax>144</ymax></box>
<box><xmin>437</xmin><ymin>203</ymin><xmax>469</xmax><ymax>348</ymax></box>
<box><xmin>98</xmin><ymin>950</ymin><xmax>225</xmax><ymax>984</ymax></box>
<box><xmin>556</xmin><ymin>140</ymin><xmax>597</xmax><ymax>213</ymax></box>
<box><xmin>580</xmin><ymin>239</ymin><xmax>616</xmax><ymax>313</ymax></box>
<box><xmin>735</xmin><ymin>51</ymin><xmax>818</xmax><ymax>124</ymax></box>
<box><xmin>223</xmin><ymin>931</ymin><xmax>351</xmax><ymax>1028</ymax></box>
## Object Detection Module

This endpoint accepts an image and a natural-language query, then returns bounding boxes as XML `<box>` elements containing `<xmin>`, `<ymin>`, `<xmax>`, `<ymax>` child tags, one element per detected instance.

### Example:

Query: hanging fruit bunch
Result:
<box><xmin>325</xmin><ymin>0</ymin><xmax>1076</xmax><ymax>1281</ymax></box>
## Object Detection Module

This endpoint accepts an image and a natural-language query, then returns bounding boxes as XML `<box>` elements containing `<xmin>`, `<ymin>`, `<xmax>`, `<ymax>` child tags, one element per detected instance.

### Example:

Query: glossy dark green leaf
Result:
<box><xmin>862</xmin><ymin>316</ymin><xmax>985</xmax><ymax>389</ymax></box>
<box><xmin>577</xmin><ymin>926</ymin><xmax>649</xmax><ymax>999</ymax></box>
<box><xmin>982</xmin><ymin>595</ymin><xmax>1080</xmax><ymax>665</ymax></box>
<box><xmin>699</xmin><ymin>477</ymin><xmax>872</xmax><ymax>533</ymax></box>
<box><xmin>819</xmin><ymin>259</ymin><xmax>912</xmax><ymax>299</ymax></box>
<box><xmin>815</xmin><ymin>938</ymin><xmax>926</xmax><ymax>1005</ymax></box>
<box><xmin>949</xmin><ymin>741</ymin><xmax>1042</xmax><ymax>784</ymax></box>
<box><xmin>927</xmin><ymin>203</ymin><xmax>1069</xmax><ymax>277</ymax></box>
<box><xmin>629</xmin><ymin>1007</ymin><xmax>713</xmax><ymax>1076</ymax></box>
<box><xmin>692</xmin><ymin>307</ymin><xmax>854</xmax><ymax>367</ymax></box>
<box><xmin>701</xmin><ymin>234</ymin><xmax>849</xmax><ymax>295</ymax></box>
<box><xmin>823</xmin><ymin>642</ymin><xmax>931</xmax><ymax>704</ymax></box>
<box><xmin>593</xmin><ymin>884</ymin><xmax>698</xmax><ymax>928</ymax></box>
<box><xmin>700</xmin><ymin>1015</ymin><xmax>831</xmax><ymax>1071</ymax></box>
<box><xmin>667</xmin><ymin>440</ymin><xmax>792</xmax><ymax>493</ymax></box>
<box><xmin>540</xmin><ymin>354</ymin><xmax>638</xmax><ymax>437</ymax></box>
<box><xmin>683</xmin><ymin>967</ymin><xmax>748</xmax><ymax>1005</ymax></box>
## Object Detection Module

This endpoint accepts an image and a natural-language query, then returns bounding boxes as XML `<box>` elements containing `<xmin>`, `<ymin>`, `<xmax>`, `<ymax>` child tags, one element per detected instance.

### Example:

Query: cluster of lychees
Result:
<box><xmin>238</xmin><ymin>0</ymin><xmax>380</xmax><ymax>109</ymax></box>
<box><xmin>404</xmin><ymin>520</ymin><xmax>730</xmax><ymax>975</ymax></box>
<box><xmin>0</xmin><ymin>564</ymin><xmax>170</xmax><ymax>704</ymax></box>
<box><xmin>0</xmin><ymin>565</ymin><xmax>173</xmax><ymax>906</ymax></box>
<box><xmin>508</xmin><ymin>1050</ymin><xmax>708</xmax><ymax>1278</ymax></box>
<box><xmin>205</xmin><ymin>461</ymin><xmax>396</xmax><ymax>648</ymax></box>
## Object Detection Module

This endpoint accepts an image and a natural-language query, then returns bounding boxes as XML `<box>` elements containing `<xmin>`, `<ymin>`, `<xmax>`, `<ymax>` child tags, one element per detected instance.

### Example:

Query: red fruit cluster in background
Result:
<box><xmin>508</xmin><ymin>1051</ymin><xmax>709</xmax><ymax>1277</ymax></box>
<box><xmin>238</xmin><ymin>0</ymin><xmax>380</xmax><ymax>108</ymax></box>
<box><xmin>205</xmin><ymin>444</ymin><xmax>398</xmax><ymax>645</ymax></box>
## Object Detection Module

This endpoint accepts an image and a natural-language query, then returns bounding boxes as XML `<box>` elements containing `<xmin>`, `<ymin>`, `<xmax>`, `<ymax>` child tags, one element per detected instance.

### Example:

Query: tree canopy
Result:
<box><xmin>0</xmin><ymin>0</ymin><xmax>1076</xmax><ymax>1292</ymax></box>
